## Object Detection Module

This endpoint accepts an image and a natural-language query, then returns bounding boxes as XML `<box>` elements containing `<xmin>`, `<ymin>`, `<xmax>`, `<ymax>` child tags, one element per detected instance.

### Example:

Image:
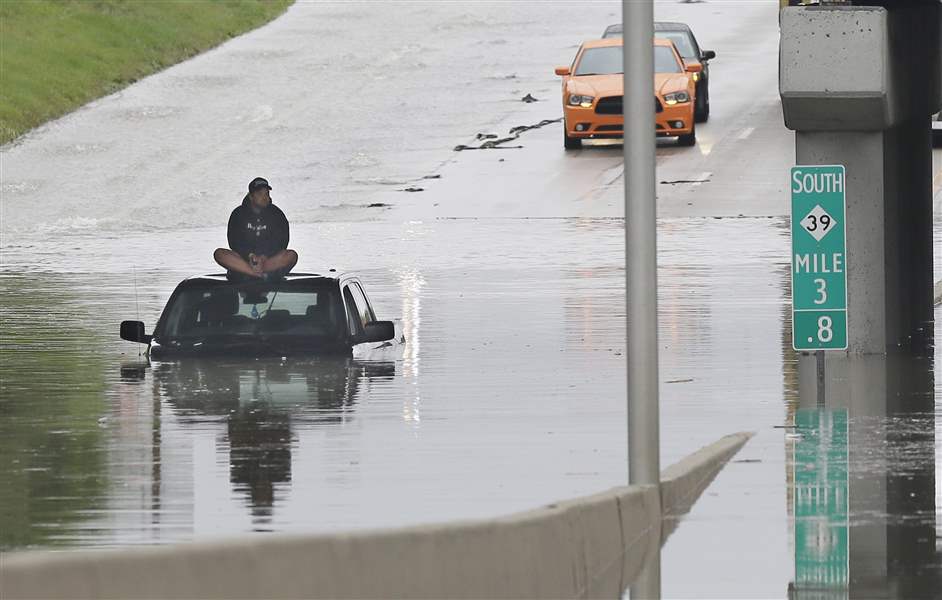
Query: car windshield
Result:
<box><xmin>157</xmin><ymin>280</ymin><xmax>345</xmax><ymax>341</ymax></box>
<box><xmin>655</xmin><ymin>46</ymin><xmax>682</xmax><ymax>73</ymax></box>
<box><xmin>574</xmin><ymin>46</ymin><xmax>622</xmax><ymax>76</ymax></box>
<box><xmin>575</xmin><ymin>46</ymin><xmax>681</xmax><ymax>76</ymax></box>
<box><xmin>657</xmin><ymin>31</ymin><xmax>696</xmax><ymax>58</ymax></box>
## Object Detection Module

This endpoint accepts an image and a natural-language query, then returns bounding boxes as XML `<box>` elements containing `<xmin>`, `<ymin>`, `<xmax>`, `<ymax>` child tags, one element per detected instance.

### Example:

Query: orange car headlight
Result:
<box><xmin>663</xmin><ymin>91</ymin><xmax>691</xmax><ymax>105</ymax></box>
<box><xmin>568</xmin><ymin>94</ymin><xmax>595</xmax><ymax>108</ymax></box>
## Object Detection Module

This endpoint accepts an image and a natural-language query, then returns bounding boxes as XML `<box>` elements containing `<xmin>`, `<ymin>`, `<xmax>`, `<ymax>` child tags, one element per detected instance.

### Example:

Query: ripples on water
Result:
<box><xmin>2</xmin><ymin>211</ymin><xmax>940</xmax><ymax>594</ymax></box>
<box><xmin>1</xmin><ymin>216</ymin><xmax>801</xmax><ymax>548</ymax></box>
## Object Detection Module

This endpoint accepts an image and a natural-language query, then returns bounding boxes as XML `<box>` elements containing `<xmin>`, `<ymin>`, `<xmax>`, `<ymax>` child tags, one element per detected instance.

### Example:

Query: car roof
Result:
<box><xmin>603</xmin><ymin>22</ymin><xmax>692</xmax><ymax>35</ymax></box>
<box><xmin>582</xmin><ymin>37</ymin><xmax>625</xmax><ymax>49</ymax></box>
<box><xmin>654</xmin><ymin>22</ymin><xmax>692</xmax><ymax>32</ymax></box>
<box><xmin>181</xmin><ymin>272</ymin><xmax>352</xmax><ymax>285</ymax></box>
<box><xmin>585</xmin><ymin>37</ymin><xmax>684</xmax><ymax>50</ymax></box>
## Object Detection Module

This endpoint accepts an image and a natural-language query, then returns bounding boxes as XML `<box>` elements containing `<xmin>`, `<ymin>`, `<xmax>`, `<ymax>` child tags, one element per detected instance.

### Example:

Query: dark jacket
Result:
<box><xmin>227</xmin><ymin>195</ymin><xmax>290</xmax><ymax>260</ymax></box>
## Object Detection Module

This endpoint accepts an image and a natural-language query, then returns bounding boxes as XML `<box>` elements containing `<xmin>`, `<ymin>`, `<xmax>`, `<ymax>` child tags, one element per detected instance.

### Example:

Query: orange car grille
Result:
<box><xmin>594</xmin><ymin>96</ymin><xmax>664</xmax><ymax>114</ymax></box>
<box><xmin>595</xmin><ymin>96</ymin><xmax>622</xmax><ymax>115</ymax></box>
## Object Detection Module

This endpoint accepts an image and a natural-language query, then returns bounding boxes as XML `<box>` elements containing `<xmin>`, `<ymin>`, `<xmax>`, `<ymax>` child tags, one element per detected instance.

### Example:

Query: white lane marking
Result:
<box><xmin>736</xmin><ymin>126</ymin><xmax>755</xmax><ymax>141</ymax></box>
<box><xmin>693</xmin><ymin>171</ymin><xmax>712</xmax><ymax>186</ymax></box>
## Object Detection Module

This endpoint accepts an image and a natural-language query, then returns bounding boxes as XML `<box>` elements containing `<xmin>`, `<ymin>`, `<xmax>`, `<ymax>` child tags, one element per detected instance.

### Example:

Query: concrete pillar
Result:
<box><xmin>780</xmin><ymin>4</ymin><xmax>940</xmax><ymax>356</ymax></box>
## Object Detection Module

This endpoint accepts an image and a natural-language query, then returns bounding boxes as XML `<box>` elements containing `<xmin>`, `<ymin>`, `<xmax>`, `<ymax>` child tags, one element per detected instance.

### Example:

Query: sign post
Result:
<box><xmin>791</xmin><ymin>165</ymin><xmax>848</xmax><ymax>351</ymax></box>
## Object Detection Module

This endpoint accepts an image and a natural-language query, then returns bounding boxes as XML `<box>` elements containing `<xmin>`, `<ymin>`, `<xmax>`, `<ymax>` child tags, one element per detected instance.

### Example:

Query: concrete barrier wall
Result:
<box><xmin>660</xmin><ymin>432</ymin><xmax>754</xmax><ymax>543</ymax></box>
<box><xmin>1</xmin><ymin>433</ymin><xmax>752</xmax><ymax>599</ymax></box>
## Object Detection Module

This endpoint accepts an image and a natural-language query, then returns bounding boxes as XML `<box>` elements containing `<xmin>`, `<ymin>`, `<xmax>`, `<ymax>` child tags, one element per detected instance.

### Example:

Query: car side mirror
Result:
<box><xmin>120</xmin><ymin>320</ymin><xmax>152</xmax><ymax>344</ymax></box>
<box><xmin>701</xmin><ymin>50</ymin><xmax>716</xmax><ymax>61</ymax></box>
<box><xmin>360</xmin><ymin>321</ymin><xmax>395</xmax><ymax>343</ymax></box>
<box><xmin>684</xmin><ymin>61</ymin><xmax>703</xmax><ymax>74</ymax></box>
<box><xmin>555</xmin><ymin>66</ymin><xmax>570</xmax><ymax>76</ymax></box>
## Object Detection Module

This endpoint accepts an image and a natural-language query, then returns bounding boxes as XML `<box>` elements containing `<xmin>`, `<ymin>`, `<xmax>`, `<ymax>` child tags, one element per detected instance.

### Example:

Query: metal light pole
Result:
<box><xmin>623</xmin><ymin>0</ymin><xmax>659</xmax><ymax>487</ymax></box>
<box><xmin>624</xmin><ymin>4</ymin><xmax>661</xmax><ymax>597</ymax></box>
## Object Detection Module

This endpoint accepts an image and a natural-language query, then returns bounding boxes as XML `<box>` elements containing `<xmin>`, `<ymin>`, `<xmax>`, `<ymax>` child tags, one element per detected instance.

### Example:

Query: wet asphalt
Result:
<box><xmin>1</xmin><ymin>0</ymin><xmax>941</xmax><ymax>596</ymax></box>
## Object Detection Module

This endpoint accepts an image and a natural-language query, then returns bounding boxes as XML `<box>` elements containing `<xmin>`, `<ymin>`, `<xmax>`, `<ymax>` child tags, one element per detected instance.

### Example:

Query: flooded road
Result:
<box><xmin>2</xmin><ymin>215</ymin><xmax>793</xmax><ymax>546</ymax></box>
<box><xmin>1</xmin><ymin>0</ymin><xmax>940</xmax><ymax>596</ymax></box>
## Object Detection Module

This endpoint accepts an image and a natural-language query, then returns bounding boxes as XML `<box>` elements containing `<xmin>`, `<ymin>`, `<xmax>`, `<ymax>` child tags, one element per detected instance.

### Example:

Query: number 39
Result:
<box><xmin>805</xmin><ymin>214</ymin><xmax>832</xmax><ymax>232</ymax></box>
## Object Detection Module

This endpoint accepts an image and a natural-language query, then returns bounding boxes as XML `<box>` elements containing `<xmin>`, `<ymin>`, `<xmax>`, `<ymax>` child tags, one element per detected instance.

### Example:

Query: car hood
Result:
<box><xmin>654</xmin><ymin>73</ymin><xmax>690</xmax><ymax>95</ymax></box>
<box><xmin>567</xmin><ymin>73</ymin><xmax>690</xmax><ymax>97</ymax></box>
<box><xmin>566</xmin><ymin>74</ymin><xmax>622</xmax><ymax>97</ymax></box>
<box><xmin>150</xmin><ymin>335</ymin><xmax>349</xmax><ymax>358</ymax></box>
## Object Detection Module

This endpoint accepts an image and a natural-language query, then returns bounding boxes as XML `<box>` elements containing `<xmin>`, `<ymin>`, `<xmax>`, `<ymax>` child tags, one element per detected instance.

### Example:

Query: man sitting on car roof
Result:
<box><xmin>213</xmin><ymin>177</ymin><xmax>298</xmax><ymax>281</ymax></box>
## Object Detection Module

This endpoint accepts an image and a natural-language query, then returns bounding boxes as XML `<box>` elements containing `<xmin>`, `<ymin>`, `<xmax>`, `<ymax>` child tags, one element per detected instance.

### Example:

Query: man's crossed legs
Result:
<box><xmin>214</xmin><ymin>248</ymin><xmax>298</xmax><ymax>280</ymax></box>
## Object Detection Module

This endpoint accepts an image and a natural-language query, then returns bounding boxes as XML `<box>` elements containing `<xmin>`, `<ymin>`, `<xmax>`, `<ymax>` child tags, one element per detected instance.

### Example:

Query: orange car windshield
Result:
<box><xmin>654</xmin><ymin>46</ymin><xmax>682</xmax><ymax>73</ymax></box>
<box><xmin>574</xmin><ymin>47</ymin><xmax>622</xmax><ymax>76</ymax></box>
<box><xmin>574</xmin><ymin>45</ymin><xmax>682</xmax><ymax>76</ymax></box>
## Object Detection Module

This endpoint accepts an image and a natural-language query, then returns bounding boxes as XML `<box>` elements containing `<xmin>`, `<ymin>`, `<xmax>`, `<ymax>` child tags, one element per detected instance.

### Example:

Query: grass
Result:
<box><xmin>0</xmin><ymin>0</ymin><xmax>292</xmax><ymax>144</ymax></box>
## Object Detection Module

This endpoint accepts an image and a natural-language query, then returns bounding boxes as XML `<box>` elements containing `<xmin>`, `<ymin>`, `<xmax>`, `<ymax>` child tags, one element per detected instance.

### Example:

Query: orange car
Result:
<box><xmin>554</xmin><ymin>38</ymin><xmax>700</xmax><ymax>149</ymax></box>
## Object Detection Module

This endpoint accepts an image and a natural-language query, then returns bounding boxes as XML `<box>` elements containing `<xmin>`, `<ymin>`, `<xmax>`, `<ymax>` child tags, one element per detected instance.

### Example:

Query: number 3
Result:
<box><xmin>814</xmin><ymin>278</ymin><xmax>827</xmax><ymax>304</ymax></box>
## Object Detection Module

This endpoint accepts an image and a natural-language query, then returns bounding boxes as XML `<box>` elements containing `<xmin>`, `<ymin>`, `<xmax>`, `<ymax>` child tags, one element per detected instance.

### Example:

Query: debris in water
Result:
<box><xmin>521</xmin><ymin>93</ymin><xmax>539</xmax><ymax>103</ymax></box>
<box><xmin>733</xmin><ymin>459</ymin><xmax>762</xmax><ymax>464</ymax></box>
<box><xmin>422</xmin><ymin>174</ymin><xmax>441</xmax><ymax>179</ymax></box>
<box><xmin>400</xmin><ymin>187</ymin><xmax>424</xmax><ymax>193</ymax></box>
<box><xmin>665</xmin><ymin>378</ymin><xmax>694</xmax><ymax>384</ymax></box>
<box><xmin>454</xmin><ymin>118</ymin><xmax>562</xmax><ymax>151</ymax></box>
<box><xmin>367</xmin><ymin>203</ymin><xmax>390</xmax><ymax>208</ymax></box>
<box><xmin>660</xmin><ymin>179</ymin><xmax>711</xmax><ymax>185</ymax></box>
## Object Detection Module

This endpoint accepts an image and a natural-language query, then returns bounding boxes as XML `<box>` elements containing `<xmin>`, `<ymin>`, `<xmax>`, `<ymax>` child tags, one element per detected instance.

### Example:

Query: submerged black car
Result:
<box><xmin>120</xmin><ymin>272</ymin><xmax>398</xmax><ymax>358</ymax></box>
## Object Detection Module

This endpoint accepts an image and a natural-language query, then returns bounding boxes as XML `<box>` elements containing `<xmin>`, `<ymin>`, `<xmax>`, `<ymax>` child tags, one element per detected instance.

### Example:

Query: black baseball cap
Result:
<box><xmin>248</xmin><ymin>177</ymin><xmax>272</xmax><ymax>192</ymax></box>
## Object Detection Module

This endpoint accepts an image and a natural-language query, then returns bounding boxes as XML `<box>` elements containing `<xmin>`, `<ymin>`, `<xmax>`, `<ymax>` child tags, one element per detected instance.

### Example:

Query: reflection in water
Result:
<box><xmin>151</xmin><ymin>358</ymin><xmax>394</xmax><ymax>529</ymax></box>
<box><xmin>228</xmin><ymin>405</ymin><xmax>291</xmax><ymax>524</ymax></box>
<box><xmin>397</xmin><ymin>268</ymin><xmax>424</xmax><ymax>424</ymax></box>
<box><xmin>788</xmin><ymin>351</ymin><xmax>941</xmax><ymax>598</ymax></box>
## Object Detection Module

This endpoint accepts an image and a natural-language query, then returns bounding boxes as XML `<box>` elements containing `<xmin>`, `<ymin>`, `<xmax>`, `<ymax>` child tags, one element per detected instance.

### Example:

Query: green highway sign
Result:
<box><xmin>793</xmin><ymin>409</ymin><xmax>849</xmax><ymax>590</ymax></box>
<box><xmin>791</xmin><ymin>165</ymin><xmax>848</xmax><ymax>351</ymax></box>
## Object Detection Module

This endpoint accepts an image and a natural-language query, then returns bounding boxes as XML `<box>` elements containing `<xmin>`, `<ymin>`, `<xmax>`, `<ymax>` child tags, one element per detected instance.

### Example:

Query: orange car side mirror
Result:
<box><xmin>555</xmin><ymin>66</ymin><xmax>571</xmax><ymax>76</ymax></box>
<box><xmin>684</xmin><ymin>61</ymin><xmax>703</xmax><ymax>74</ymax></box>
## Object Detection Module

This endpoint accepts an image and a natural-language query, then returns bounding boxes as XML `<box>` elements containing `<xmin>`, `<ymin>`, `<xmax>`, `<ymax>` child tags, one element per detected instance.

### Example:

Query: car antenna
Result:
<box><xmin>133</xmin><ymin>266</ymin><xmax>142</xmax><ymax>358</ymax></box>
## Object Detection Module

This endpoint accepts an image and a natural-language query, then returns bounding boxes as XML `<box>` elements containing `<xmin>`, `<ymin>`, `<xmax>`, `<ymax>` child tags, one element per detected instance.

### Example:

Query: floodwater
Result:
<box><xmin>1</xmin><ymin>0</ymin><xmax>940</xmax><ymax>597</ymax></box>
<box><xmin>2</xmin><ymin>216</ymin><xmax>793</xmax><ymax>546</ymax></box>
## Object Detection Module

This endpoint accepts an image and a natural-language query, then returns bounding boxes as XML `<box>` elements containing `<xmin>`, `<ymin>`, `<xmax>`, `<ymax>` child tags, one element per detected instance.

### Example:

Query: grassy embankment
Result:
<box><xmin>0</xmin><ymin>0</ymin><xmax>292</xmax><ymax>145</ymax></box>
